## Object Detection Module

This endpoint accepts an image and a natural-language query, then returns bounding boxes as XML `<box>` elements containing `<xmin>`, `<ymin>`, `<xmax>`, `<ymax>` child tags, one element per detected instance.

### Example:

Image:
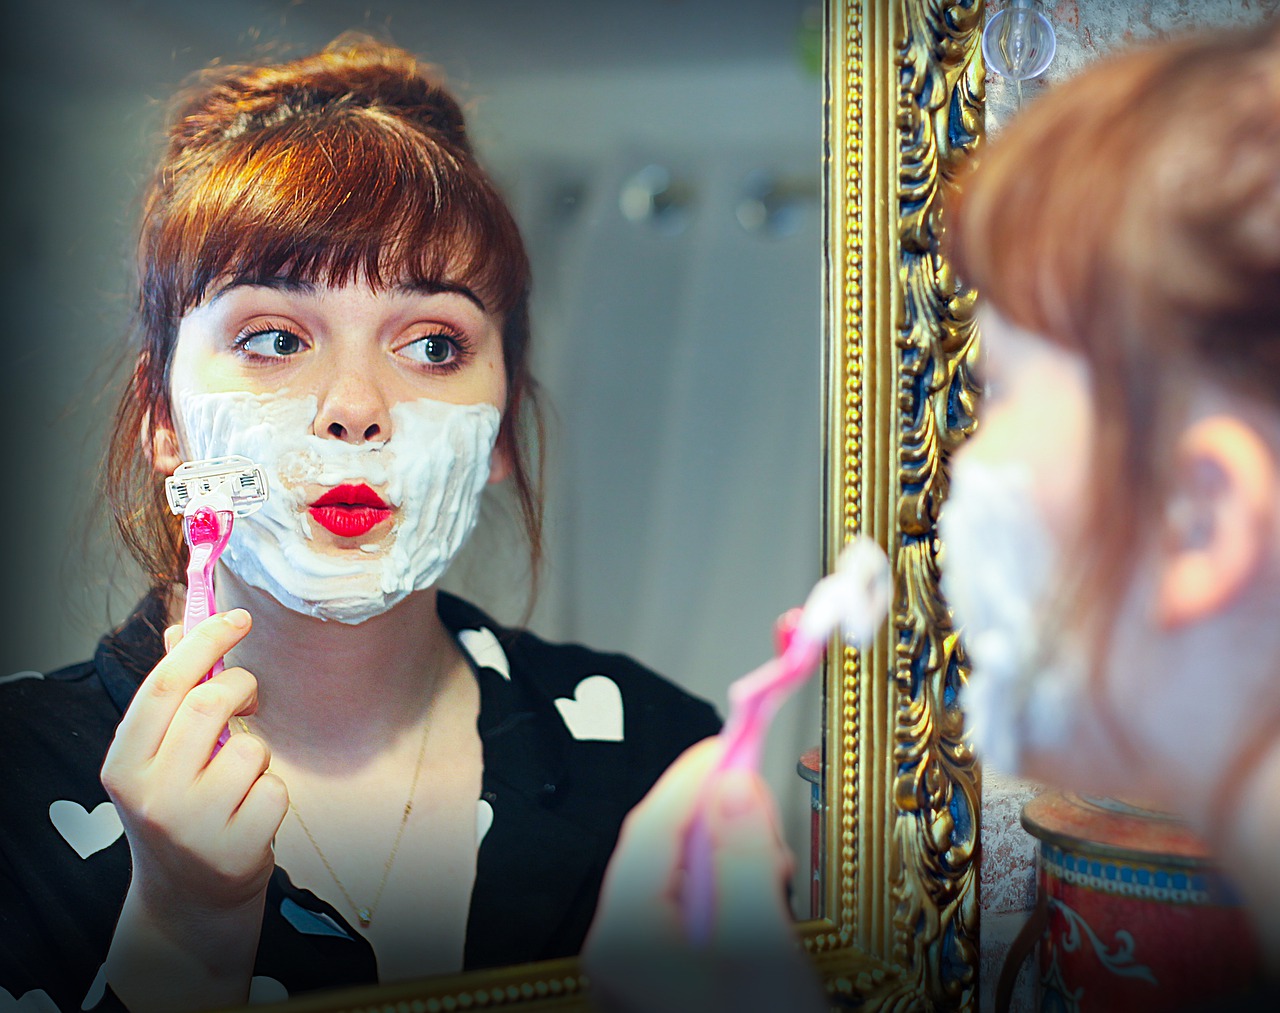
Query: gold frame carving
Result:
<box><xmin>244</xmin><ymin>3</ymin><xmax>984</xmax><ymax>1010</ymax></box>
<box><xmin>812</xmin><ymin>1</ymin><xmax>984</xmax><ymax>1008</ymax></box>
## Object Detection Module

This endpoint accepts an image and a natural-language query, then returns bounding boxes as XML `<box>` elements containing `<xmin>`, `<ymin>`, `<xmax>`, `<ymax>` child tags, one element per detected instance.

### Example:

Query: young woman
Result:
<box><xmin>585</xmin><ymin>17</ymin><xmax>1280</xmax><ymax>1011</ymax></box>
<box><xmin>0</xmin><ymin>36</ymin><xmax>719</xmax><ymax>1012</ymax></box>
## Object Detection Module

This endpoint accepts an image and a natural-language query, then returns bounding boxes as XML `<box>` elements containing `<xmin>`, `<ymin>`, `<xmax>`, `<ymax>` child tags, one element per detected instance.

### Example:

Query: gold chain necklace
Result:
<box><xmin>235</xmin><ymin>713</ymin><xmax>431</xmax><ymax>928</ymax></box>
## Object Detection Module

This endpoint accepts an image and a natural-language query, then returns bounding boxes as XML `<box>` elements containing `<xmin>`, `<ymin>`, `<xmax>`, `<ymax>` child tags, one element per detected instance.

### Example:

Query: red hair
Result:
<box><xmin>105</xmin><ymin>35</ymin><xmax>543</xmax><ymax>594</ymax></box>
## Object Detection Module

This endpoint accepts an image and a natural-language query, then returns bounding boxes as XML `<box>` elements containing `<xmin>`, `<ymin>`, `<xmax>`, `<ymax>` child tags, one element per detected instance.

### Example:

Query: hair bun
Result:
<box><xmin>169</xmin><ymin>33</ymin><xmax>470</xmax><ymax>157</ymax></box>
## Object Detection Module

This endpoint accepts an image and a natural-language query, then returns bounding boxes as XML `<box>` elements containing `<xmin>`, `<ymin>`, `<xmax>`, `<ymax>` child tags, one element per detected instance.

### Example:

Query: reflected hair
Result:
<box><xmin>947</xmin><ymin>19</ymin><xmax>1280</xmax><ymax>624</ymax></box>
<box><xmin>106</xmin><ymin>34</ymin><xmax>543</xmax><ymax>596</ymax></box>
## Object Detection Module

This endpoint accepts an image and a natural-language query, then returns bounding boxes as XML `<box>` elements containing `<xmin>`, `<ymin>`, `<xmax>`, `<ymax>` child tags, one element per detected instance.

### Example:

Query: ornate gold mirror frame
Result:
<box><xmin>257</xmin><ymin>2</ymin><xmax>984</xmax><ymax>1010</ymax></box>
<box><xmin>812</xmin><ymin>0</ymin><xmax>983</xmax><ymax>1007</ymax></box>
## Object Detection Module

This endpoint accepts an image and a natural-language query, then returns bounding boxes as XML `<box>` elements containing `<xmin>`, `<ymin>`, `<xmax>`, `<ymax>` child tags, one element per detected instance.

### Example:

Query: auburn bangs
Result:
<box><xmin>142</xmin><ymin>106</ymin><xmax>529</xmax><ymax>337</ymax></box>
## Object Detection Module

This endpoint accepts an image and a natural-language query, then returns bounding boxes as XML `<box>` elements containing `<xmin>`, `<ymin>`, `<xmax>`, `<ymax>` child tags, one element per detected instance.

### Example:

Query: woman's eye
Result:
<box><xmin>401</xmin><ymin>333</ymin><xmax>460</xmax><ymax>367</ymax></box>
<box><xmin>238</xmin><ymin>328</ymin><xmax>306</xmax><ymax>358</ymax></box>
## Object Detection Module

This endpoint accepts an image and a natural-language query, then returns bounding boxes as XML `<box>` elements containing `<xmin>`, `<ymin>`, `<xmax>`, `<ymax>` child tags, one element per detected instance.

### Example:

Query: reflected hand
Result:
<box><xmin>582</xmin><ymin>739</ymin><xmax>826</xmax><ymax>1013</ymax></box>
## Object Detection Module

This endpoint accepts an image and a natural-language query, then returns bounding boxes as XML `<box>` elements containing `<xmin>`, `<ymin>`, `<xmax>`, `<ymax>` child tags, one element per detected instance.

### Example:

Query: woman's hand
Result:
<box><xmin>101</xmin><ymin>609</ymin><xmax>288</xmax><ymax>1012</ymax></box>
<box><xmin>582</xmin><ymin>739</ymin><xmax>827</xmax><ymax>1013</ymax></box>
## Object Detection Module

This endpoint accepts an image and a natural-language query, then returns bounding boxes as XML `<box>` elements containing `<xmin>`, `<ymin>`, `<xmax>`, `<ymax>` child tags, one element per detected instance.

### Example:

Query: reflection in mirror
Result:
<box><xmin>466</xmin><ymin>36</ymin><xmax>825</xmax><ymax>924</ymax></box>
<box><xmin>0</xmin><ymin>0</ymin><xmax>823</xmax><ymax>1004</ymax></box>
<box><xmin>975</xmin><ymin>5</ymin><xmax>1280</xmax><ymax>1011</ymax></box>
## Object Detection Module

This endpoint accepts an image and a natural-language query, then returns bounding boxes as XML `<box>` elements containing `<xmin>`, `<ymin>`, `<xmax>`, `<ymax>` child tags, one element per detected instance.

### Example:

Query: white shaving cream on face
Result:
<box><xmin>177</xmin><ymin>390</ymin><xmax>500</xmax><ymax>624</ymax></box>
<box><xmin>938</xmin><ymin>457</ymin><xmax>1087</xmax><ymax>774</ymax></box>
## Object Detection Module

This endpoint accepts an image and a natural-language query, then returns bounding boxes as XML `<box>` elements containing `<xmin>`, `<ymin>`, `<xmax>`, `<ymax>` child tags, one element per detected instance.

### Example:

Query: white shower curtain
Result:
<box><xmin>451</xmin><ymin>143</ymin><xmax>823</xmax><ymax>905</ymax></box>
<box><xmin>440</xmin><ymin>58</ymin><xmax>826</xmax><ymax>909</ymax></box>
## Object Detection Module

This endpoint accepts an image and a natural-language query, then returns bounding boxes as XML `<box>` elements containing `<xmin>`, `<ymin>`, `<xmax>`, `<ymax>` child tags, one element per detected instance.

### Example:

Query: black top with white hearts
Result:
<box><xmin>0</xmin><ymin>591</ymin><xmax>720</xmax><ymax>1011</ymax></box>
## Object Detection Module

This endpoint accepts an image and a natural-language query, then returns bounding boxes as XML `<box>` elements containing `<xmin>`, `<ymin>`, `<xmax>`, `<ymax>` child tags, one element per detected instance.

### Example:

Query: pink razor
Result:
<box><xmin>165</xmin><ymin>456</ymin><xmax>269</xmax><ymax>750</ymax></box>
<box><xmin>680</xmin><ymin>536</ymin><xmax>891</xmax><ymax>945</ymax></box>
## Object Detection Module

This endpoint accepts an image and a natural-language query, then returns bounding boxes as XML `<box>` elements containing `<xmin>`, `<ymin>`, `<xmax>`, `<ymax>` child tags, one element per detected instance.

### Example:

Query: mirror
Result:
<box><xmin>0</xmin><ymin>0</ymin><xmax>985</xmax><ymax>1008</ymax></box>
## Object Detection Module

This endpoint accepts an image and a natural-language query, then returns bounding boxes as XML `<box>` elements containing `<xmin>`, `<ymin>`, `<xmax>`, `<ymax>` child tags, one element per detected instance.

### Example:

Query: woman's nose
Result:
<box><xmin>313</xmin><ymin>371</ymin><xmax>392</xmax><ymax>443</ymax></box>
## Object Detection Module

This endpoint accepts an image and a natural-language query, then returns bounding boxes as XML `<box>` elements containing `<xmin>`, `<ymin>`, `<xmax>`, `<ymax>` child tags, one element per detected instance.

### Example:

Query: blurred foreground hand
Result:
<box><xmin>582</xmin><ymin>739</ymin><xmax>827</xmax><ymax>1013</ymax></box>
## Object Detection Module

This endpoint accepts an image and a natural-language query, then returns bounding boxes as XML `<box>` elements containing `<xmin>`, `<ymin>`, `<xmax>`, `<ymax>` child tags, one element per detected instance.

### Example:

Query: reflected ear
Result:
<box><xmin>488</xmin><ymin>429</ymin><xmax>514</xmax><ymax>485</ymax></box>
<box><xmin>1156</xmin><ymin>415</ymin><xmax>1277</xmax><ymax>628</ymax></box>
<box><xmin>147</xmin><ymin>411</ymin><xmax>183</xmax><ymax>477</ymax></box>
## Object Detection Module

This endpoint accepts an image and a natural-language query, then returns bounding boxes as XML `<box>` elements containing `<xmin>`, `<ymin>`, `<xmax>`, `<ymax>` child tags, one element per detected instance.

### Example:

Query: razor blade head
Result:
<box><xmin>165</xmin><ymin>455</ymin><xmax>269</xmax><ymax>517</ymax></box>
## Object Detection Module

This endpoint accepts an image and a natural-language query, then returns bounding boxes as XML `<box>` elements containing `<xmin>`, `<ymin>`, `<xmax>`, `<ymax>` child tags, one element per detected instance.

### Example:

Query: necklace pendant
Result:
<box><xmin>357</xmin><ymin>908</ymin><xmax>372</xmax><ymax>927</ymax></box>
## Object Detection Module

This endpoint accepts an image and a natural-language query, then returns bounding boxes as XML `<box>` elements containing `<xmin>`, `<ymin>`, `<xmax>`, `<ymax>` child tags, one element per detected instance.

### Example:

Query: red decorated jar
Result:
<box><xmin>797</xmin><ymin>747</ymin><xmax>822</xmax><ymax>919</ymax></box>
<box><xmin>1020</xmin><ymin>791</ymin><xmax>1261</xmax><ymax>1011</ymax></box>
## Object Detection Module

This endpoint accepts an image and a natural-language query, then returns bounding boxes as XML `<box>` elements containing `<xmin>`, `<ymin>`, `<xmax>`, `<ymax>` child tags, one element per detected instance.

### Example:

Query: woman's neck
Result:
<box><xmin>175</xmin><ymin>565</ymin><xmax>466</xmax><ymax>770</ymax></box>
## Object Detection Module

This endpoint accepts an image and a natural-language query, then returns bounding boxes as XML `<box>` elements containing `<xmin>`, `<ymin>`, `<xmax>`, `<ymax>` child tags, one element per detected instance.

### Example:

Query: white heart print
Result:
<box><xmin>249</xmin><ymin>977</ymin><xmax>289</xmax><ymax>1004</ymax></box>
<box><xmin>458</xmin><ymin>627</ymin><xmax>511</xmax><ymax>680</ymax></box>
<box><xmin>476</xmin><ymin>798</ymin><xmax>494</xmax><ymax>845</ymax></box>
<box><xmin>554</xmin><ymin>675</ymin><xmax>625</xmax><ymax>742</ymax></box>
<box><xmin>83</xmin><ymin>965</ymin><xmax>109</xmax><ymax>1010</ymax></box>
<box><xmin>48</xmin><ymin>800</ymin><xmax>123</xmax><ymax>859</ymax></box>
<box><xmin>0</xmin><ymin>670</ymin><xmax>43</xmax><ymax>686</ymax></box>
<box><xmin>0</xmin><ymin>986</ymin><xmax>59</xmax><ymax>1011</ymax></box>
<box><xmin>80</xmin><ymin>968</ymin><xmax>288</xmax><ymax>1009</ymax></box>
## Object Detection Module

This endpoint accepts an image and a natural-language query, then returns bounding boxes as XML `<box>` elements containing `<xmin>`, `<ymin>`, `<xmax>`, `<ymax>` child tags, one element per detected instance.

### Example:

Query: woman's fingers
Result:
<box><xmin>155</xmin><ymin>666</ymin><xmax>259</xmax><ymax>780</ymax></box>
<box><xmin>595</xmin><ymin>737</ymin><xmax>724</xmax><ymax>916</ymax></box>
<box><xmin>707</xmin><ymin>769</ymin><xmax>796</xmax><ymax>951</ymax></box>
<box><xmin>199</xmin><ymin>730</ymin><xmax>274</xmax><ymax>818</ymax></box>
<box><xmin>621</xmin><ymin>738</ymin><xmax>724</xmax><ymax>857</ymax></box>
<box><xmin>106</xmin><ymin>610</ymin><xmax>252</xmax><ymax>769</ymax></box>
<box><xmin>708</xmin><ymin>767</ymin><xmax>791</xmax><ymax>872</ymax></box>
<box><xmin>584</xmin><ymin>743</ymin><xmax>822</xmax><ymax>1013</ymax></box>
<box><xmin>229</xmin><ymin>770</ymin><xmax>290</xmax><ymax>846</ymax></box>
<box><xmin>95</xmin><ymin>609</ymin><xmax>283</xmax><ymax>933</ymax></box>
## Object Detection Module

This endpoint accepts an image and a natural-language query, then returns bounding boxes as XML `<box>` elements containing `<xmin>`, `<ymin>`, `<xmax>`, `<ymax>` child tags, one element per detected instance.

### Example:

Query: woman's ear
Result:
<box><xmin>146</xmin><ymin>410</ymin><xmax>183</xmax><ymax>476</ymax></box>
<box><xmin>487</xmin><ymin>429</ymin><xmax>513</xmax><ymax>485</ymax></box>
<box><xmin>1156</xmin><ymin>415</ymin><xmax>1277</xmax><ymax>628</ymax></box>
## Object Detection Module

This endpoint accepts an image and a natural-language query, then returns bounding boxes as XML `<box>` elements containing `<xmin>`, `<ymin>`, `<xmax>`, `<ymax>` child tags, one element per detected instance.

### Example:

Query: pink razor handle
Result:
<box><xmin>681</xmin><ymin>613</ymin><xmax>825</xmax><ymax>946</ymax></box>
<box><xmin>182</xmin><ymin>505</ymin><xmax>235</xmax><ymax>751</ymax></box>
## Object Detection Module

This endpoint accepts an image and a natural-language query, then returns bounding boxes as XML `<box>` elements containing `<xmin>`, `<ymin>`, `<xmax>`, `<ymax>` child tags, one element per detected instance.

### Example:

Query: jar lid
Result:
<box><xmin>1021</xmin><ymin>789</ymin><xmax>1214</xmax><ymax>868</ymax></box>
<box><xmin>796</xmin><ymin>746</ymin><xmax>821</xmax><ymax>784</ymax></box>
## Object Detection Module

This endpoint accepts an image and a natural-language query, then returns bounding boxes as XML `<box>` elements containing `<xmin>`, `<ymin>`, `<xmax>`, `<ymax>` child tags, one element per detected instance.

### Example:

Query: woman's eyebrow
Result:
<box><xmin>203</xmin><ymin>277</ymin><xmax>487</xmax><ymax>311</ymax></box>
<box><xmin>395</xmin><ymin>280</ymin><xmax>486</xmax><ymax>312</ymax></box>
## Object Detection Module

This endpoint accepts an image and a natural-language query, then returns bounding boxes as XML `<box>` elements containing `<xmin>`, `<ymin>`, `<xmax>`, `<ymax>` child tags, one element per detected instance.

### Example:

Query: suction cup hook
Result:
<box><xmin>983</xmin><ymin>0</ymin><xmax>1056</xmax><ymax>106</ymax></box>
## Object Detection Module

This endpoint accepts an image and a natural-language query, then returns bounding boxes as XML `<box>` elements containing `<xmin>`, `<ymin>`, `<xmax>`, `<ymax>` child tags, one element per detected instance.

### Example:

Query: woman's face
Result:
<box><xmin>167</xmin><ymin>278</ymin><xmax>508</xmax><ymax>447</ymax></box>
<box><xmin>155</xmin><ymin>278</ymin><xmax>511</xmax><ymax>623</ymax></box>
<box><xmin>950</xmin><ymin>308</ymin><xmax>1280</xmax><ymax>815</ymax></box>
<box><xmin>955</xmin><ymin>307</ymin><xmax>1093</xmax><ymax>543</ymax></box>
<box><xmin>941</xmin><ymin>307</ymin><xmax>1139</xmax><ymax>788</ymax></box>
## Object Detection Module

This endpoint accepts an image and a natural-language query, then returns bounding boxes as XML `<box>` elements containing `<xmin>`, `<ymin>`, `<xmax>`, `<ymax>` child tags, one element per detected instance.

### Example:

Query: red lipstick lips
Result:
<box><xmin>309</xmin><ymin>484</ymin><xmax>391</xmax><ymax>538</ymax></box>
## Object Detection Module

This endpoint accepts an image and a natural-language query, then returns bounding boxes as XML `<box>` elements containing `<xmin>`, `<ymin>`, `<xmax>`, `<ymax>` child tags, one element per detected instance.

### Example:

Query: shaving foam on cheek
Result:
<box><xmin>938</xmin><ymin>457</ymin><xmax>1087</xmax><ymax>774</ymax></box>
<box><xmin>177</xmin><ymin>390</ymin><xmax>500</xmax><ymax>623</ymax></box>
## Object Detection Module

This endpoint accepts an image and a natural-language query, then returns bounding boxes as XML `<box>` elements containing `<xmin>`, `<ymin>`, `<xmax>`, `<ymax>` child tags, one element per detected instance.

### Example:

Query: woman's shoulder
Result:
<box><xmin>0</xmin><ymin>594</ymin><xmax>164</xmax><ymax>746</ymax></box>
<box><xmin>0</xmin><ymin>660</ymin><xmax>120</xmax><ymax>745</ymax></box>
<box><xmin>0</xmin><ymin>660</ymin><xmax>134</xmax><ymax>1013</ymax></box>
<box><xmin>0</xmin><ymin>658</ymin><xmax>123</xmax><ymax>831</ymax></box>
<box><xmin>0</xmin><ymin>600</ymin><xmax>163</xmax><ymax>821</ymax></box>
